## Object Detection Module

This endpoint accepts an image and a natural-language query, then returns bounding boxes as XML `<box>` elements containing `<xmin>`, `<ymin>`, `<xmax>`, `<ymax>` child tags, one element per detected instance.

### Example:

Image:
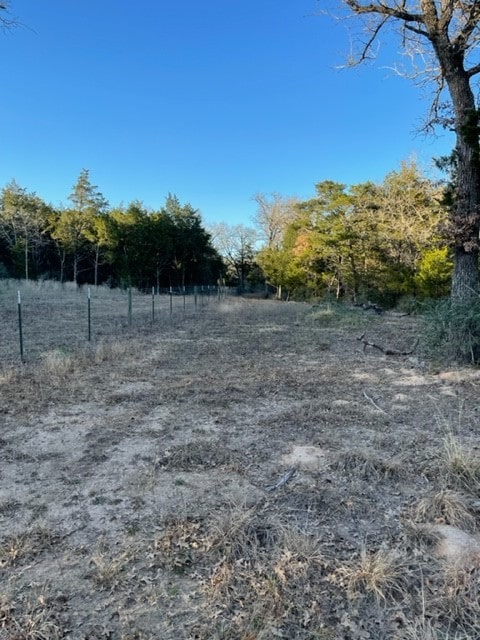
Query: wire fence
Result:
<box><xmin>0</xmin><ymin>280</ymin><xmax>231</xmax><ymax>363</ymax></box>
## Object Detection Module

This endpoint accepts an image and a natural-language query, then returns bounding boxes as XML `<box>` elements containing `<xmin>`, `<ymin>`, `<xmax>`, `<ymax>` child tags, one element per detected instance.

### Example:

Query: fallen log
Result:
<box><xmin>357</xmin><ymin>333</ymin><xmax>419</xmax><ymax>356</ymax></box>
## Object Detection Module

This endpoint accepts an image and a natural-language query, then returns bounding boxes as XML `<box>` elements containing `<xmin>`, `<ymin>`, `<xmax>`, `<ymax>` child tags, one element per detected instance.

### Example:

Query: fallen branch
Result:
<box><xmin>357</xmin><ymin>333</ymin><xmax>419</xmax><ymax>356</ymax></box>
<box><xmin>266</xmin><ymin>467</ymin><xmax>298</xmax><ymax>492</ymax></box>
<box><xmin>363</xmin><ymin>390</ymin><xmax>388</xmax><ymax>414</ymax></box>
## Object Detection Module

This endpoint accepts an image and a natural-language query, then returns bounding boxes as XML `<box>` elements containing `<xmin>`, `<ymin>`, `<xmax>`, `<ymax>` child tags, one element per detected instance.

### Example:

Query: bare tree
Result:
<box><xmin>209</xmin><ymin>222</ymin><xmax>258</xmax><ymax>289</ymax></box>
<box><xmin>334</xmin><ymin>1</ymin><xmax>480</xmax><ymax>302</ymax></box>
<box><xmin>252</xmin><ymin>193</ymin><xmax>298</xmax><ymax>249</ymax></box>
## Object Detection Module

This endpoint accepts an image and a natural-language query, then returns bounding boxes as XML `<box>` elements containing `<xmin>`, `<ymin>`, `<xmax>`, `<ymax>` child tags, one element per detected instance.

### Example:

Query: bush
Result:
<box><xmin>422</xmin><ymin>297</ymin><xmax>480</xmax><ymax>363</ymax></box>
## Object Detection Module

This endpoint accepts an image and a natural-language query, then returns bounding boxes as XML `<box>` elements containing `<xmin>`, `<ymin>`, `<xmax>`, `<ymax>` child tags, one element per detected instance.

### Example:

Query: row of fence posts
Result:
<box><xmin>16</xmin><ymin>284</ymin><xmax>228</xmax><ymax>362</ymax></box>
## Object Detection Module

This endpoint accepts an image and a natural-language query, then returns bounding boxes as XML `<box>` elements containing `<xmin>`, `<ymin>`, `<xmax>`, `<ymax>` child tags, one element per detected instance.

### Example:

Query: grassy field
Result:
<box><xmin>1</xmin><ymin>282</ymin><xmax>480</xmax><ymax>639</ymax></box>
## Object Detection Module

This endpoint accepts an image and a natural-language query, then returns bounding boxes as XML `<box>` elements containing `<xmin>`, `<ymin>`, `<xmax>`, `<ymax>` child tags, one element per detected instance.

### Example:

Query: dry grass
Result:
<box><xmin>41</xmin><ymin>349</ymin><xmax>74</xmax><ymax>376</ymax></box>
<box><xmin>443</xmin><ymin>433</ymin><xmax>480</xmax><ymax>492</ymax></box>
<box><xmin>413</xmin><ymin>490</ymin><xmax>477</xmax><ymax>532</ymax></box>
<box><xmin>90</xmin><ymin>547</ymin><xmax>135</xmax><ymax>588</ymax></box>
<box><xmin>0</xmin><ymin>590</ymin><xmax>65</xmax><ymax>640</ymax></box>
<box><xmin>2</xmin><ymin>282</ymin><xmax>480</xmax><ymax>638</ymax></box>
<box><xmin>0</xmin><ymin>528</ymin><xmax>57</xmax><ymax>569</ymax></box>
<box><xmin>333</xmin><ymin>448</ymin><xmax>404</xmax><ymax>481</ymax></box>
<box><xmin>330</xmin><ymin>547</ymin><xmax>408</xmax><ymax>604</ymax></box>
<box><xmin>400</xmin><ymin>619</ymin><xmax>472</xmax><ymax>640</ymax></box>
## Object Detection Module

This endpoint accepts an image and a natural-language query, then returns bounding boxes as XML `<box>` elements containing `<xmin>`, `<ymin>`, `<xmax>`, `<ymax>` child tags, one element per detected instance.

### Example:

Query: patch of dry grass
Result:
<box><xmin>200</xmin><ymin>521</ymin><xmax>329</xmax><ymax>639</ymax></box>
<box><xmin>0</xmin><ymin>589</ymin><xmax>65</xmax><ymax>640</ymax></box>
<box><xmin>330</xmin><ymin>546</ymin><xmax>408</xmax><ymax>604</ymax></box>
<box><xmin>41</xmin><ymin>349</ymin><xmax>74</xmax><ymax>376</ymax></box>
<box><xmin>334</xmin><ymin>448</ymin><xmax>404</xmax><ymax>481</ymax></box>
<box><xmin>90</xmin><ymin>546</ymin><xmax>135</xmax><ymax>589</ymax></box>
<box><xmin>156</xmin><ymin>440</ymin><xmax>243</xmax><ymax>471</ymax></box>
<box><xmin>443</xmin><ymin>433</ymin><xmax>480</xmax><ymax>493</ymax></box>
<box><xmin>0</xmin><ymin>528</ymin><xmax>58</xmax><ymax>569</ymax></box>
<box><xmin>413</xmin><ymin>490</ymin><xmax>477</xmax><ymax>532</ymax></box>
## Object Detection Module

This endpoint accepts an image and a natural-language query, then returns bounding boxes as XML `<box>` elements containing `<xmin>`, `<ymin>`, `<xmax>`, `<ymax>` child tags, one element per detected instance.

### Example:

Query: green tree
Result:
<box><xmin>256</xmin><ymin>231</ymin><xmax>306</xmax><ymax>299</ymax></box>
<box><xmin>370</xmin><ymin>162</ymin><xmax>446</xmax><ymax>300</ymax></box>
<box><xmin>69</xmin><ymin>169</ymin><xmax>109</xmax><ymax>285</ymax></box>
<box><xmin>50</xmin><ymin>170</ymin><xmax>109</xmax><ymax>285</ymax></box>
<box><xmin>288</xmin><ymin>180</ymin><xmax>376</xmax><ymax>299</ymax></box>
<box><xmin>109</xmin><ymin>202</ymin><xmax>153</xmax><ymax>287</ymax></box>
<box><xmin>415</xmin><ymin>247</ymin><xmax>453</xmax><ymax>297</ymax></box>
<box><xmin>50</xmin><ymin>207</ymin><xmax>90</xmax><ymax>284</ymax></box>
<box><xmin>165</xmin><ymin>195</ymin><xmax>220</xmax><ymax>287</ymax></box>
<box><xmin>260</xmin><ymin>162</ymin><xmax>446</xmax><ymax>304</ymax></box>
<box><xmin>0</xmin><ymin>180</ymin><xmax>51</xmax><ymax>280</ymax></box>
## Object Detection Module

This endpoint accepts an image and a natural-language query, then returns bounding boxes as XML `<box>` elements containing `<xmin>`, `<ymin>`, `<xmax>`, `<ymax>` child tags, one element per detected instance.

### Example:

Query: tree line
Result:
<box><xmin>254</xmin><ymin>162</ymin><xmax>452</xmax><ymax>305</ymax></box>
<box><xmin>0</xmin><ymin>162</ymin><xmax>455</xmax><ymax>304</ymax></box>
<box><xmin>0</xmin><ymin>170</ymin><xmax>224</xmax><ymax>289</ymax></box>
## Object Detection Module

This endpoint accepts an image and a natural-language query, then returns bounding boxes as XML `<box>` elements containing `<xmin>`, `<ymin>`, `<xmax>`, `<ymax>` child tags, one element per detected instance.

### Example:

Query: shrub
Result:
<box><xmin>421</xmin><ymin>297</ymin><xmax>480</xmax><ymax>363</ymax></box>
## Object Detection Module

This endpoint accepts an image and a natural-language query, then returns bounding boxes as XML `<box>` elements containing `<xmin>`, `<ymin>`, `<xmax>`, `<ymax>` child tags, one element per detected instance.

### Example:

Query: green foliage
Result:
<box><xmin>415</xmin><ymin>247</ymin><xmax>453</xmax><ymax>298</ymax></box>
<box><xmin>256</xmin><ymin>161</ymin><xmax>449</xmax><ymax>305</ymax></box>
<box><xmin>0</xmin><ymin>173</ymin><xmax>223</xmax><ymax>288</ymax></box>
<box><xmin>0</xmin><ymin>180</ymin><xmax>53</xmax><ymax>279</ymax></box>
<box><xmin>422</xmin><ymin>297</ymin><xmax>480</xmax><ymax>363</ymax></box>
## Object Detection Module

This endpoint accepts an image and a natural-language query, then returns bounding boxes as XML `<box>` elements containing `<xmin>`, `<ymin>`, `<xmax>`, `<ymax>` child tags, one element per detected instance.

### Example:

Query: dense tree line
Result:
<box><xmin>0</xmin><ymin>163</ymin><xmax>456</xmax><ymax>303</ymax></box>
<box><xmin>255</xmin><ymin>162</ymin><xmax>452</xmax><ymax>305</ymax></box>
<box><xmin>0</xmin><ymin>170</ymin><xmax>224</xmax><ymax>288</ymax></box>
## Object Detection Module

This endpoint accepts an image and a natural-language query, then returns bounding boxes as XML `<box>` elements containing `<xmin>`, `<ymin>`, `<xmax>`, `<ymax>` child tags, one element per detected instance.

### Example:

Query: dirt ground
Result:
<box><xmin>2</xmin><ymin>290</ymin><xmax>480</xmax><ymax>639</ymax></box>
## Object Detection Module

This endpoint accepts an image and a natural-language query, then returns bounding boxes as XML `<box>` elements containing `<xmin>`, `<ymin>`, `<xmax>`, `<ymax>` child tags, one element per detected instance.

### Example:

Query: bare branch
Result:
<box><xmin>466</xmin><ymin>62</ymin><xmax>480</xmax><ymax>77</ymax></box>
<box><xmin>453</xmin><ymin>1</ymin><xmax>480</xmax><ymax>52</ymax></box>
<box><xmin>356</xmin><ymin>15</ymin><xmax>390</xmax><ymax>64</ymax></box>
<box><xmin>344</xmin><ymin>0</ymin><xmax>424</xmax><ymax>23</ymax></box>
<box><xmin>0</xmin><ymin>2</ymin><xmax>18</xmax><ymax>31</ymax></box>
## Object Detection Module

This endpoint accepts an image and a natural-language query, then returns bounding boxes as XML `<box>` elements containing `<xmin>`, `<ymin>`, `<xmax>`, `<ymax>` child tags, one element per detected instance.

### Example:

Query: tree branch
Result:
<box><xmin>357</xmin><ymin>332</ymin><xmax>419</xmax><ymax>355</ymax></box>
<box><xmin>466</xmin><ymin>62</ymin><xmax>480</xmax><ymax>78</ymax></box>
<box><xmin>453</xmin><ymin>2</ymin><xmax>480</xmax><ymax>52</ymax></box>
<box><xmin>344</xmin><ymin>0</ymin><xmax>424</xmax><ymax>23</ymax></box>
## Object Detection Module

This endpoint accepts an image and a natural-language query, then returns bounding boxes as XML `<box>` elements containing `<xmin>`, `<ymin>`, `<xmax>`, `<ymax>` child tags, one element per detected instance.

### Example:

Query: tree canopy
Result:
<box><xmin>0</xmin><ymin>171</ymin><xmax>224</xmax><ymax>289</ymax></box>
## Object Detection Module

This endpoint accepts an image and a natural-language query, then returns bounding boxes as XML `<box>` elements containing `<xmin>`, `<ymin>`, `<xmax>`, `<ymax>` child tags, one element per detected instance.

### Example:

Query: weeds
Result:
<box><xmin>422</xmin><ymin>297</ymin><xmax>480</xmax><ymax>363</ymax></box>
<box><xmin>0</xmin><ymin>528</ymin><xmax>57</xmax><ymax>569</ymax></box>
<box><xmin>334</xmin><ymin>448</ymin><xmax>403</xmax><ymax>481</ymax></box>
<box><xmin>0</xmin><ymin>590</ymin><xmax>65</xmax><ymax>640</ymax></box>
<box><xmin>413</xmin><ymin>490</ymin><xmax>476</xmax><ymax>532</ymax></box>
<box><xmin>443</xmin><ymin>434</ymin><xmax>480</xmax><ymax>493</ymax></box>
<box><xmin>330</xmin><ymin>547</ymin><xmax>408</xmax><ymax>604</ymax></box>
<box><xmin>309</xmin><ymin>302</ymin><xmax>367</xmax><ymax>329</ymax></box>
<box><xmin>41</xmin><ymin>349</ymin><xmax>73</xmax><ymax>376</ymax></box>
<box><xmin>90</xmin><ymin>548</ymin><xmax>134</xmax><ymax>589</ymax></box>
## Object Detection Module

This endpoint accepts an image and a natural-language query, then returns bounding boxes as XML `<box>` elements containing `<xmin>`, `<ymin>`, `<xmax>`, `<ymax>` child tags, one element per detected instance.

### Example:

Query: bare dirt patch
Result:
<box><xmin>2</xmin><ymin>292</ymin><xmax>480</xmax><ymax>638</ymax></box>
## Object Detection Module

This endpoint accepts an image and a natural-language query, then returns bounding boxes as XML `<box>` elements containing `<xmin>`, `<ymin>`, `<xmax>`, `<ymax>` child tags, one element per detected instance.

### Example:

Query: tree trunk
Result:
<box><xmin>436</xmin><ymin>43</ymin><xmax>480</xmax><ymax>301</ymax></box>
<box><xmin>94</xmin><ymin>244</ymin><xmax>100</xmax><ymax>287</ymax></box>
<box><xmin>24</xmin><ymin>231</ymin><xmax>29</xmax><ymax>281</ymax></box>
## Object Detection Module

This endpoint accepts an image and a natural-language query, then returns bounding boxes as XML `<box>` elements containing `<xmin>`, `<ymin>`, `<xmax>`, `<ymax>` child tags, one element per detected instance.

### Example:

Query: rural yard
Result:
<box><xmin>2</xmin><ymin>286</ymin><xmax>480</xmax><ymax>639</ymax></box>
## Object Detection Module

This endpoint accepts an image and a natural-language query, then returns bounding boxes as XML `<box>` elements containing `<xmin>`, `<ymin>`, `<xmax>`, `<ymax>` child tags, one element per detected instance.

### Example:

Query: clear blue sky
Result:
<box><xmin>1</xmin><ymin>0</ymin><xmax>454</xmax><ymax>226</ymax></box>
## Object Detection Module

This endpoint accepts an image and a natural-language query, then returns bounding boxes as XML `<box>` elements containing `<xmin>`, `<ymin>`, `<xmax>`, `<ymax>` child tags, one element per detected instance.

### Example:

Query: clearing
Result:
<box><xmin>1</xmin><ymin>289</ymin><xmax>480</xmax><ymax>639</ymax></box>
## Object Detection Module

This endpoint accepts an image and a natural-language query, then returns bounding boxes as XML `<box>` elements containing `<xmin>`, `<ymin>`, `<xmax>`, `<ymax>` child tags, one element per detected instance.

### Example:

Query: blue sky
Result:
<box><xmin>1</xmin><ymin>0</ymin><xmax>455</xmax><ymax>226</ymax></box>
